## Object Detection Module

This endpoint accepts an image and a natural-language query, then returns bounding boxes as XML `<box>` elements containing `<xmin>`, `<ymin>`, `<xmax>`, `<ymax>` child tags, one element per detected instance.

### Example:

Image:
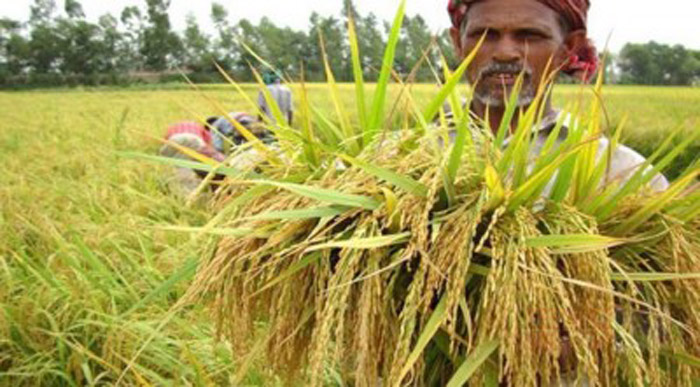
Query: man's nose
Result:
<box><xmin>492</xmin><ymin>35</ymin><xmax>523</xmax><ymax>63</ymax></box>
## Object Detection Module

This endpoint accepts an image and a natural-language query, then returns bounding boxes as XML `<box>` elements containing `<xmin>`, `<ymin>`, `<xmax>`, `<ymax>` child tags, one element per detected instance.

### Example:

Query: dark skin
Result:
<box><xmin>450</xmin><ymin>0</ymin><xmax>588</xmax><ymax>133</ymax></box>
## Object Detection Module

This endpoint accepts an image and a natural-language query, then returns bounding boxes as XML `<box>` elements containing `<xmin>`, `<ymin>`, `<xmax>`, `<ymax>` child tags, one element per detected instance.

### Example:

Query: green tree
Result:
<box><xmin>121</xmin><ymin>6</ymin><xmax>145</xmax><ymax>71</ymax></box>
<box><xmin>182</xmin><ymin>13</ymin><xmax>212</xmax><ymax>72</ymax></box>
<box><xmin>619</xmin><ymin>41</ymin><xmax>700</xmax><ymax>85</ymax></box>
<box><xmin>56</xmin><ymin>17</ymin><xmax>103</xmax><ymax>75</ymax></box>
<box><xmin>97</xmin><ymin>14</ymin><xmax>126</xmax><ymax>73</ymax></box>
<box><xmin>211</xmin><ymin>2</ymin><xmax>237</xmax><ymax>72</ymax></box>
<box><xmin>356</xmin><ymin>13</ymin><xmax>385</xmax><ymax>81</ymax></box>
<box><xmin>399</xmin><ymin>15</ymin><xmax>434</xmax><ymax>81</ymax></box>
<box><xmin>308</xmin><ymin>13</ymin><xmax>346</xmax><ymax>81</ymax></box>
<box><xmin>256</xmin><ymin>17</ymin><xmax>307</xmax><ymax>77</ymax></box>
<box><xmin>0</xmin><ymin>18</ymin><xmax>27</xmax><ymax>81</ymax></box>
<box><xmin>27</xmin><ymin>0</ymin><xmax>59</xmax><ymax>73</ymax></box>
<box><xmin>140</xmin><ymin>0</ymin><xmax>182</xmax><ymax>71</ymax></box>
<box><xmin>64</xmin><ymin>0</ymin><xmax>85</xmax><ymax>19</ymax></box>
<box><xmin>29</xmin><ymin>0</ymin><xmax>56</xmax><ymax>27</ymax></box>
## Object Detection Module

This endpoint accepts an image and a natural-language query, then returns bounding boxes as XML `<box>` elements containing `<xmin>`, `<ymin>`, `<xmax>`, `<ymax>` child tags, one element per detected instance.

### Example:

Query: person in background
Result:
<box><xmin>209</xmin><ymin>112</ymin><xmax>273</xmax><ymax>155</ymax></box>
<box><xmin>160</xmin><ymin>119</ymin><xmax>224</xmax><ymax>163</ymax></box>
<box><xmin>159</xmin><ymin>119</ymin><xmax>225</xmax><ymax>196</ymax></box>
<box><xmin>258</xmin><ymin>70</ymin><xmax>293</xmax><ymax>126</ymax></box>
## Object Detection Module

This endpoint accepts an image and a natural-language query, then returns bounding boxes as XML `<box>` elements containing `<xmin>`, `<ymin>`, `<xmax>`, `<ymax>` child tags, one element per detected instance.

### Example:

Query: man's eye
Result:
<box><xmin>517</xmin><ymin>30</ymin><xmax>548</xmax><ymax>40</ymax></box>
<box><xmin>469</xmin><ymin>29</ymin><xmax>497</xmax><ymax>40</ymax></box>
<box><xmin>467</xmin><ymin>30</ymin><xmax>484</xmax><ymax>39</ymax></box>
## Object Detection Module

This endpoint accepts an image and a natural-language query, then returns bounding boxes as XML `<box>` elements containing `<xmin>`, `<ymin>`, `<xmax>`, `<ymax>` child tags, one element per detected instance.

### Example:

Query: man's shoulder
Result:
<box><xmin>596</xmin><ymin>137</ymin><xmax>670</xmax><ymax>192</ymax></box>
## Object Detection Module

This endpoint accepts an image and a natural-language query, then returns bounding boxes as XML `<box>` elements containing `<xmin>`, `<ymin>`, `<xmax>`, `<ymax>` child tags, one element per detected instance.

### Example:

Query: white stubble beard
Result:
<box><xmin>473</xmin><ymin>81</ymin><xmax>536</xmax><ymax>108</ymax></box>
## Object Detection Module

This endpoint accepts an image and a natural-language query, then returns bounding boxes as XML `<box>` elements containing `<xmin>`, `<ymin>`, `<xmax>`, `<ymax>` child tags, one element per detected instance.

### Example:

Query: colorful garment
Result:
<box><xmin>210</xmin><ymin>112</ymin><xmax>271</xmax><ymax>153</ymax></box>
<box><xmin>161</xmin><ymin>121</ymin><xmax>224</xmax><ymax>162</ymax></box>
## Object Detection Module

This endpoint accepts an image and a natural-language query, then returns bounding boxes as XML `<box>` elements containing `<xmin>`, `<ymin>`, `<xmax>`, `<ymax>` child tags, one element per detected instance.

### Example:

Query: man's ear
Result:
<box><xmin>449</xmin><ymin>26</ymin><xmax>465</xmax><ymax>59</ymax></box>
<box><xmin>562</xmin><ymin>29</ymin><xmax>588</xmax><ymax>58</ymax></box>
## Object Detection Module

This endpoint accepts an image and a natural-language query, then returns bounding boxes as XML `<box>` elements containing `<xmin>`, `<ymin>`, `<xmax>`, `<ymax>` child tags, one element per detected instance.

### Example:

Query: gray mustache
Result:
<box><xmin>478</xmin><ymin>63</ymin><xmax>532</xmax><ymax>79</ymax></box>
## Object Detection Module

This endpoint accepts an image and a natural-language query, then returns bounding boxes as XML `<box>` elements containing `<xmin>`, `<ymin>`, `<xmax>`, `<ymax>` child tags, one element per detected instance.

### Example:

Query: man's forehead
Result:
<box><xmin>465</xmin><ymin>0</ymin><xmax>561</xmax><ymax>31</ymax></box>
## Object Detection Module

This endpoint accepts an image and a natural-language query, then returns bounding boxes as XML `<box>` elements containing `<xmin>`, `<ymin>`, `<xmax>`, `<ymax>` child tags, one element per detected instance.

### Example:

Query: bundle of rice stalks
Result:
<box><xmin>173</xmin><ymin>3</ymin><xmax>700</xmax><ymax>385</ymax></box>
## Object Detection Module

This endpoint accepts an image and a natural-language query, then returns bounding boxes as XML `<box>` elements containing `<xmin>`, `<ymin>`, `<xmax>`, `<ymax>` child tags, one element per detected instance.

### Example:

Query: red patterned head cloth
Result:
<box><xmin>447</xmin><ymin>0</ymin><xmax>598</xmax><ymax>80</ymax></box>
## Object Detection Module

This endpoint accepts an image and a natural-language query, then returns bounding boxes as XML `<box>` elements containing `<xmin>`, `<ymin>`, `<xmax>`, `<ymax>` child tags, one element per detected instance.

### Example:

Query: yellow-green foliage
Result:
<box><xmin>0</xmin><ymin>89</ymin><xmax>282</xmax><ymax>385</ymax></box>
<box><xmin>0</xmin><ymin>82</ymin><xmax>698</xmax><ymax>386</ymax></box>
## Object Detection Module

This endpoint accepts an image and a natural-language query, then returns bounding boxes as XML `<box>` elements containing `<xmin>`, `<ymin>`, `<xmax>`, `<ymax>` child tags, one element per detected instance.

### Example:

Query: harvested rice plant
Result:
<box><xmin>178</xmin><ymin>7</ymin><xmax>700</xmax><ymax>387</ymax></box>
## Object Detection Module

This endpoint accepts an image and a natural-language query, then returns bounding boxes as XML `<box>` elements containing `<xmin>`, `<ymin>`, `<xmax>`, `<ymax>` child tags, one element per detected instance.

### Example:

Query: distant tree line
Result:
<box><xmin>1</xmin><ymin>0</ymin><xmax>699</xmax><ymax>87</ymax></box>
<box><xmin>0</xmin><ymin>0</ymin><xmax>457</xmax><ymax>87</ymax></box>
<box><xmin>616</xmin><ymin>42</ymin><xmax>700</xmax><ymax>86</ymax></box>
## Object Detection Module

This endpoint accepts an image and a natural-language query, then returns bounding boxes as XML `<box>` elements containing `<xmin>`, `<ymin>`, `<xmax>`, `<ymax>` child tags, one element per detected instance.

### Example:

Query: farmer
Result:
<box><xmin>446</xmin><ymin>0</ymin><xmax>669</xmax><ymax>191</ymax></box>
<box><xmin>159</xmin><ymin>119</ymin><xmax>227</xmax><ymax>196</ymax></box>
<box><xmin>160</xmin><ymin>119</ymin><xmax>225</xmax><ymax>163</ymax></box>
<box><xmin>445</xmin><ymin>0</ymin><xmax>670</xmax><ymax>383</ymax></box>
<box><xmin>209</xmin><ymin>112</ymin><xmax>273</xmax><ymax>155</ymax></box>
<box><xmin>258</xmin><ymin>70</ymin><xmax>294</xmax><ymax>126</ymax></box>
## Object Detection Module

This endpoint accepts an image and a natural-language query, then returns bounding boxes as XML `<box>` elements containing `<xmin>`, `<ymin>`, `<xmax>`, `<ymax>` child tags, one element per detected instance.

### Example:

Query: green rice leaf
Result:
<box><xmin>253</xmin><ymin>253</ymin><xmax>324</xmax><ymax>296</ymax></box>
<box><xmin>123</xmin><ymin>258</ymin><xmax>198</xmax><ymax>316</ymax></box>
<box><xmin>244</xmin><ymin>206</ymin><xmax>350</xmax><ymax>221</ymax></box>
<box><xmin>311</xmin><ymin>105</ymin><xmax>344</xmax><ymax>145</ymax></box>
<box><xmin>297</xmin><ymin>74</ymin><xmax>320</xmax><ymax>167</ymax></box>
<box><xmin>306</xmin><ymin>233</ymin><xmax>411</xmax><ymax>251</ymax></box>
<box><xmin>446</xmin><ymin>112</ymin><xmax>475</xmax><ymax>186</ymax></box>
<box><xmin>399</xmin><ymin>295</ymin><xmax>448</xmax><ymax>381</ymax></box>
<box><xmin>339</xmin><ymin>154</ymin><xmax>428</xmax><ymax>197</ymax></box>
<box><xmin>612</xmin><ymin>170</ymin><xmax>699</xmax><ymax>234</ymax></box>
<box><xmin>250</xmin><ymin>180</ymin><xmax>381</xmax><ymax>210</ymax></box>
<box><xmin>525</xmin><ymin>234</ymin><xmax>628</xmax><ymax>254</ymax></box>
<box><xmin>319</xmin><ymin>31</ymin><xmax>359</xmax><ymax>154</ymax></box>
<box><xmin>423</xmin><ymin>32</ymin><xmax>486</xmax><ymax>123</ymax></box>
<box><xmin>494</xmin><ymin>74</ymin><xmax>524</xmax><ymax>148</ymax></box>
<box><xmin>250</xmin><ymin>66</ymin><xmax>289</xmax><ymax>128</ymax></box>
<box><xmin>596</xmin><ymin>127</ymin><xmax>700</xmax><ymax>220</ymax></box>
<box><xmin>484</xmin><ymin>164</ymin><xmax>506</xmax><ymax>209</ymax></box>
<box><xmin>117</xmin><ymin>152</ymin><xmax>257</xmax><ymax>178</ymax></box>
<box><xmin>346</xmin><ymin>10</ymin><xmax>368</xmax><ymax>136</ymax></box>
<box><xmin>440</xmin><ymin>53</ymin><xmax>463</xmax><ymax>123</ymax></box>
<box><xmin>507</xmin><ymin>143</ymin><xmax>588</xmax><ymax>209</ymax></box>
<box><xmin>446</xmin><ymin>339</ymin><xmax>500</xmax><ymax>387</ymax></box>
<box><xmin>368</xmin><ymin>0</ymin><xmax>406</xmax><ymax>131</ymax></box>
<box><xmin>659</xmin><ymin>348</ymin><xmax>700</xmax><ymax>369</ymax></box>
<box><xmin>483</xmin><ymin>360</ymin><xmax>500</xmax><ymax>387</ymax></box>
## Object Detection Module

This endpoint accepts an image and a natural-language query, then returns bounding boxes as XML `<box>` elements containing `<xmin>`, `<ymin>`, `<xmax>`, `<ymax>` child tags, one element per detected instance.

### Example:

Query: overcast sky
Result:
<box><xmin>2</xmin><ymin>0</ymin><xmax>700</xmax><ymax>52</ymax></box>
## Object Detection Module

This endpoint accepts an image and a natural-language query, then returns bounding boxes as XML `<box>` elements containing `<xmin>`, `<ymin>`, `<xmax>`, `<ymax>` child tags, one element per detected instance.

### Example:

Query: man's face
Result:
<box><xmin>451</xmin><ymin>0</ymin><xmax>569</xmax><ymax>107</ymax></box>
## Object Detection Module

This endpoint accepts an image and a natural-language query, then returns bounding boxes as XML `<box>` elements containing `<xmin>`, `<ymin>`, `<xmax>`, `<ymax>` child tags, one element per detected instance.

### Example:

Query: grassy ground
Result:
<box><xmin>0</xmin><ymin>84</ymin><xmax>698</xmax><ymax>385</ymax></box>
